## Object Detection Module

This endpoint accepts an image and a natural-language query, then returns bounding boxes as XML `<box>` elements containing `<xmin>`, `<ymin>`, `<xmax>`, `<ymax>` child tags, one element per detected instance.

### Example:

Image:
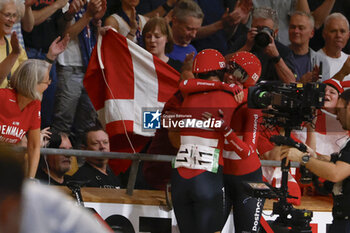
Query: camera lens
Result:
<box><xmin>254</xmin><ymin>27</ymin><xmax>272</xmax><ymax>48</ymax></box>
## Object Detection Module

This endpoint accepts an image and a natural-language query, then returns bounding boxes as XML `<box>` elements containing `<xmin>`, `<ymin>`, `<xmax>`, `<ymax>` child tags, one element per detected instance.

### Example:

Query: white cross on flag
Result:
<box><xmin>84</xmin><ymin>28</ymin><xmax>180</xmax><ymax>137</ymax></box>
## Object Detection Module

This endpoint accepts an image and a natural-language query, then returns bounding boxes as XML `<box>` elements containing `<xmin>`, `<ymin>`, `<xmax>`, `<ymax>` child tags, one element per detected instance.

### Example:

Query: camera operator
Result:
<box><xmin>281</xmin><ymin>89</ymin><xmax>350</xmax><ymax>233</ymax></box>
<box><xmin>226</xmin><ymin>7</ymin><xmax>297</xmax><ymax>84</ymax></box>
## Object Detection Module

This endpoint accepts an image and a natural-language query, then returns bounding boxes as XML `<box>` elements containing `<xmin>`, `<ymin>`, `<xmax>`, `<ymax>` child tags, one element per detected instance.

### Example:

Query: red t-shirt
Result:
<box><xmin>0</xmin><ymin>89</ymin><xmax>41</xmax><ymax>144</ymax></box>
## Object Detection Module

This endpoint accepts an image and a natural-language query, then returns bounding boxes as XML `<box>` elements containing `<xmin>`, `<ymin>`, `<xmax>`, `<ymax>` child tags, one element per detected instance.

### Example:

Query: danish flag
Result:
<box><xmin>84</xmin><ymin>28</ymin><xmax>180</xmax><ymax>137</ymax></box>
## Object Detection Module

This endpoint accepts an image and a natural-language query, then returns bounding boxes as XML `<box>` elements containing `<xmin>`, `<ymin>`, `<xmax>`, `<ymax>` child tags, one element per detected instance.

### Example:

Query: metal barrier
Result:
<box><xmin>13</xmin><ymin>147</ymin><xmax>300</xmax><ymax>195</ymax></box>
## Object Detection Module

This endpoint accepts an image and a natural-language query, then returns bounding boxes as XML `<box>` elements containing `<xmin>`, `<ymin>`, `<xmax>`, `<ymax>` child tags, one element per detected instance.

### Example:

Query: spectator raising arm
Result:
<box><xmin>310</xmin><ymin>0</ymin><xmax>336</xmax><ymax>29</ymax></box>
<box><xmin>264</xmin><ymin>35</ymin><xmax>296</xmax><ymax>83</ymax></box>
<box><xmin>22</xmin><ymin>0</ymin><xmax>35</xmax><ymax>32</ymax></box>
<box><xmin>63</xmin><ymin>0</ymin><xmax>103</xmax><ymax>38</ymax></box>
<box><xmin>143</xmin><ymin>0</ymin><xmax>178</xmax><ymax>18</ymax></box>
<box><xmin>32</xmin><ymin>0</ymin><xmax>68</xmax><ymax>25</ymax></box>
<box><xmin>46</xmin><ymin>34</ymin><xmax>70</xmax><ymax>61</ymax></box>
<box><xmin>333</xmin><ymin>56</ymin><xmax>350</xmax><ymax>81</ymax></box>
<box><xmin>0</xmin><ymin>32</ymin><xmax>21</xmax><ymax>85</ymax></box>
<box><xmin>196</xmin><ymin>0</ymin><xmax>252</xmax><ymax>40</ymax></box>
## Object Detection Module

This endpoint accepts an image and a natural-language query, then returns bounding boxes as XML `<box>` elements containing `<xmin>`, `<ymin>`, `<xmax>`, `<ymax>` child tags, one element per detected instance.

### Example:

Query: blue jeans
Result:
<box><xmin>26</xmin><ymin>47</ymin><xmax>57</xmax><ymax>128</ymax></box>
<box><xmin>52</xmin><ymin>64</ymin><xmax>97</xmax><ymax>146</ymax></box>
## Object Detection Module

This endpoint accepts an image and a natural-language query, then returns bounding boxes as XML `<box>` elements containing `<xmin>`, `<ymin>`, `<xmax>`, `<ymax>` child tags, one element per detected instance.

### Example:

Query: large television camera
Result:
<box><xmin>248</xmin><ymin>81</ymin><xmax>326</xmax><ymax>129</ymax></box>
<box><xmin>246</xmin><ymin>81</ymin><xmax>326</xmax><ymax>233</ymax></box>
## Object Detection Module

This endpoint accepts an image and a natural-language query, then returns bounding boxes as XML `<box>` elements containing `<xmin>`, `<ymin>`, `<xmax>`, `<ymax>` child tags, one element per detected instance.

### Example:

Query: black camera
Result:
<box><xmin>246</xmin><ymin>81</ymin><xmax>326</xmax><ymax>232</ymax></box>
<box><xmin>244</xmin><ymin>181</ymin><xmax>313</xmax><ymax>232</ymax></box>
<box><xmin>255</xmin><ymin>26</ymin><xmax>274</xmax><ymax>48</ymax></box>
<box><xmin>273</xmin><ymin>200</ymin><xmax>313</xmax><ymax>233</ymax></box>
<box><xmin>248</xmin><ymin>81</ymin><xmax>326</xmax><ymax>129</ymax></box>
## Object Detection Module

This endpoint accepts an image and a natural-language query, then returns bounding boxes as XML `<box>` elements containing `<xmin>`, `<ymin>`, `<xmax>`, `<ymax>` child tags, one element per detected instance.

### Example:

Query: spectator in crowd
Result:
<box><xmin>253</xmin><ymin>0</ymin><xmax>320</xmax><ymax>46</ymax></box>
<box><xmin>51</xmin><ymin>0</ymin><xmax>106</xmax><ymax>148</ymax></box>
<box><xmin>252</xmin><ymin>0</ymin><xmax>297</xmax><ymax>46</ymax></box>
<box><xmin>167</xmin><ymin>0</ymin><xmax>203</xmax><ymax>62</ymax></box>
<box><xmin>35</xmin><ymin>131</ymin><xmax>73</xmax><ymax>186</ymax></box>
<box><xmin>73</xmin><ymin>126</ymin><xmax>122</xmax><ymax>189</ymax></box>
<box><xmin>288</xmin><ymin>11</ymin><xmax>330</xmax><ymax>83</ymax></box>
<box><xmin>105</xmin><ymin>0</ymin><xmax>148</xmax><ymax>44</ymax></box>
<box><xmin>307</xmin><ymin>0</ymin><xmax>350</xmax><ymax>54</ymax></box>
<box><xmin>0</xmin><ymin>146</ymin><xmax>112</xmax><ymax>233</ymax></box>
<box><xmin>317</xmin><ymin>13</ymin><xmax>350</xmax><ymax>82</ymax></box>
<box><xmin>137</xmin><ymin>0</ymin><xmax>250</xmax><ymax>56</ymax></box>
<box><xmin>142</xmin><ymin>16</ymin><xmax>182</xmax><ymax>72</ymax></box>
<box><xmin>11</xmin><ymin>0</ymin><xmax>35</xmax><ymax>48</ymax></box>
<box><xmin>295</xmin><ymin>79</ymin><xmax>348</xmax><ymax>158</ymax></box>
<box><xmin>293</xmin><ymin>79</ymin><xmax>349</xmax><ymax>196</ymax></box>
<box><xmin>192</xmin><ymin>0</ymin><xmax>252</xmax><ymax>56</ymax></box>
<box><xmin>0</xmin><ymin>64</ymin><xmax>43</xmax><ymax>176</ymax></box>
<box><xmin>281</xmin><ymin>89</ymin><xmax>350</xmax><ymax>233</ymax></box>
<box><xmin>23</xmin><ymin>0</ymin><xmax>77</xmax><ymax>128</ymax></box>
<box><xmin>227</xmin><ymin>7</ymin><xmax>297</xmax><ymax>83</ymax></box>
<box><xmin>0</xmin><ymin>0</ymin><xmax>28</xmax><ymax>88</ymax></box>
<box><xmin>252</xmin><ymin>0</ymin><xmax>335</xmax><ymax>46</ymax></box>
<box><xmin>0</xmin><ymin>36</ymin><xmax>68</xmax><ymax>178</ymax></box>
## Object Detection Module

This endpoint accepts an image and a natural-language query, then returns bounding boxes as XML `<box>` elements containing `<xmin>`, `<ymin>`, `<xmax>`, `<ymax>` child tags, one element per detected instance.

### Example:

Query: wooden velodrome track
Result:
<box><xmin>58</xmin><ymin>187</ymin><xmax>333</xmax><ymax>212</ymax></box>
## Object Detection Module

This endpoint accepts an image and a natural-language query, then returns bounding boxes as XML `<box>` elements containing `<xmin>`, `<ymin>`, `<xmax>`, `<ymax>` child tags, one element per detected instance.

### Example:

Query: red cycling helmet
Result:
<box><xmin>227</xmin><ymin>51</ymin><xmax>262</xmax><ymax>88</ymax></box>
<box><xmin>192</xmin><ymin>49</ymin><xmax>226</xmax><ymax>74</ymax></box>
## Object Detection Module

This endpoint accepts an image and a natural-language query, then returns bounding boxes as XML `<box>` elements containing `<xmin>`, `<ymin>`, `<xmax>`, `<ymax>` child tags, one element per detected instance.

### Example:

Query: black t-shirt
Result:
<box><xmin>72</xmin><ymin>162</ymin><xmax>121</xmax><ymax>189</ymax></box>
<box><xmin>22</xmin><ymin>0</ymin><xmax>64</xmax><ymax>52</ymax></box>
<box><xmin>334</xmin><ymin>140</ymin><xmax>350</xmax><ymax>197</ymax></box>
<box><xmin>167</xmin><ymin>57</ymin><xmax>183</xmax><ymax>73</ymax></box>
<box><xmin>35</xmin><ymin>167</ymin><xmax>72</xmax><ymax>186</ymax></box>
<box><xmin>229</xmin><ymin>34</ymin><xmax>297</xmax><ymax>82</ymax></box>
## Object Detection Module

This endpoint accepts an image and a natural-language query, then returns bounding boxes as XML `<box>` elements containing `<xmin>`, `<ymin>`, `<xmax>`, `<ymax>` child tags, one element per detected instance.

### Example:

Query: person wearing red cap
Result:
<box><xmin>218</xmin><ymin>51</ymin><xmax>265</xmax><ymax>233</ymax></box>
<box><xmin>294</xmin><ymin>79</ymin><xmax>348</xmax><ymax>158</ymax></box>
<box><xmin>170</xmin><ymin>49</ymin><xmax>241</xmax><ymax>233</ymax></box>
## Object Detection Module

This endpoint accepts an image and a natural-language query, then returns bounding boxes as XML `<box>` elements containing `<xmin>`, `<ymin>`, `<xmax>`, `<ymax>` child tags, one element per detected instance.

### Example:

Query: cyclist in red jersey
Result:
<box><xmin>221</xmin><ymin>52</ymin><xmax>265</xmax><ymax>233</ymax></box>
<box><xmin>171</xmin><ymin>49</ymin><xmax>241</xmax><ymax>233</ymax></box>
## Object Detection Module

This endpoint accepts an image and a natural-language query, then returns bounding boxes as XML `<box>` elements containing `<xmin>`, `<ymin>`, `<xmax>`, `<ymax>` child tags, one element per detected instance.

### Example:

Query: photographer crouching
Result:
<box><xmin>281</xmin><ymin>89</ymin><xmax>350</xmax><ymax>233</ymax></box>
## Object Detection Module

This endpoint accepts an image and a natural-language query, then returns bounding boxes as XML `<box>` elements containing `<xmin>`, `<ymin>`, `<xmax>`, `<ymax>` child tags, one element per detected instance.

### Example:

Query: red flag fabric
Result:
<box><xmin>84</xmin><ymin>28</ymin><xmax>180</xmax><ymax>137</ymax></box>
<box><xmin>84</xmin><ymin>29</ymin><xmax>180</xmax><ymax>174</ymax></box>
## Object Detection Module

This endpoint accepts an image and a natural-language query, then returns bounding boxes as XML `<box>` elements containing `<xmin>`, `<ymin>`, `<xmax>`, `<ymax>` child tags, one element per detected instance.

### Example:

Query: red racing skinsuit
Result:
<box><xmin>221</xmin><ymin>88</ymin><xmax>264</xmax><ymax>233</ymax></box>
<box><xmin>171</xmin><ymin>79</ymin><xmax>240</xmax><ymax>233</ymax></box>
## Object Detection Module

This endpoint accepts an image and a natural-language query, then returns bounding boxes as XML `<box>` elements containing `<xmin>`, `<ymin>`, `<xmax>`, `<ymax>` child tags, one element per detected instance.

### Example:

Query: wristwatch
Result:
<box><xmin>300</xmin><ymin>154</ymin><xmax>310</xmax><ymax>166</ymax></box>
<box><xmin>271</xmin><ymin>55</ymin><xmax>281</xmax><ymax>64</ymax></box>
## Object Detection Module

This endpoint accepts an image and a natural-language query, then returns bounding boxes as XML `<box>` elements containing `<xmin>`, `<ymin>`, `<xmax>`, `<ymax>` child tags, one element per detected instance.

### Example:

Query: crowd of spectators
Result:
<box><xmin>1</xmin><ymin>0</ymin><xmax>350</xmax><ymax>231</ymax></box>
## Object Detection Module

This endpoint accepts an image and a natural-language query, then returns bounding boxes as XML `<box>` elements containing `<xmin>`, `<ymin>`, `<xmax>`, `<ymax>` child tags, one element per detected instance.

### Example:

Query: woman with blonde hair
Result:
<box><xmin>0</xmin><ymin>34</ymin><xmax>68</xmax><ymax>178</ymax></box>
